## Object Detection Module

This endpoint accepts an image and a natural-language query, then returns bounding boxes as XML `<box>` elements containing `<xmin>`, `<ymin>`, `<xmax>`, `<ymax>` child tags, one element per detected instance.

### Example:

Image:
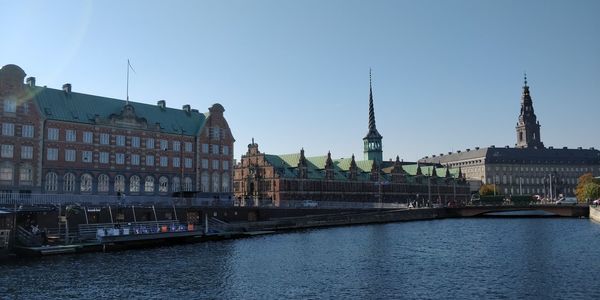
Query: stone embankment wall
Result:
<box><xmin>590</xmin><ymin>205</ymin><xmax>600</xmax><ymax>223</ymax></box>
<box><xmin>238</xmin><ymin>208</ymin><xmax>448</xmax><ymax>232</ymax></box>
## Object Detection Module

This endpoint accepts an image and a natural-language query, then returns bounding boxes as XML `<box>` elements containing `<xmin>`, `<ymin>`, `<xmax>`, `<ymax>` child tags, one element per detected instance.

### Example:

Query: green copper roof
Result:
<box><xmin>263</xmin><ymin>152</ymin><xmax>462</xmax><ymax>181</ymax></box>
<box><xmin>32</xmin><ymin>87</ymin><xmax>207</xmax><ymax>135</ymax></box>
<box><xmin>263</xmin><ymin>153</ymin><xmax>375</xmax><ymax>181</ymax></box>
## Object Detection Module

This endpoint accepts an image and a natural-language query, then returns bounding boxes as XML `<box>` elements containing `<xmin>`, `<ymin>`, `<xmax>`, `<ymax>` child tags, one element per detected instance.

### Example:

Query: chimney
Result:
<box><xmin>157</xmin><ymin>100</ymin><xmax>166</xmax><ymax>109</ymax></box>
<box><xmin>63</xmin><ymin>83</ymin><xmax>72</xmax><ymax>93</ymax></box>
<box><xmin>26</xmin><ymin>77</ymin><xmax>36</xmax><ymax>87</ymax></box>
<box><xmin>182</xmin><ymin>104</ymin><xmax>191</xmax><ymax>113</ymax></box>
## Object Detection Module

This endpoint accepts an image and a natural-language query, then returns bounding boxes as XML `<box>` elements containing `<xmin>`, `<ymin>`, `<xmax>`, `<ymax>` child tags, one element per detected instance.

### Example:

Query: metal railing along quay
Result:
<box><xmin>0</xmin><ymin>194</ymin><xmax>414</xmax><ymax>210</ymax></box>
<box><xmin>0</xmin><ymin>194</ymin><xmax>234</xmax><ymax>208</ymax></box>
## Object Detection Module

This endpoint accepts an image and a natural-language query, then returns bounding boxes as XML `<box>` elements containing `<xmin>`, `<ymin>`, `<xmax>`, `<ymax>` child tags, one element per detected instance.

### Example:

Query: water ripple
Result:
<box><xmin>1</xmin><ymin>219</ymin><xmax>600</xmax><ymax>299</ymax></box>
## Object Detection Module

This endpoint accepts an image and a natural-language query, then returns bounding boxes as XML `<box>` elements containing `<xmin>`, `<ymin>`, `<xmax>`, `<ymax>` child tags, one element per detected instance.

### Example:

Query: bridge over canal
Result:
<box><xmin>448</xmin><ymin>204</ymin><xmax>589</xmax><ymax>217</ymax></box>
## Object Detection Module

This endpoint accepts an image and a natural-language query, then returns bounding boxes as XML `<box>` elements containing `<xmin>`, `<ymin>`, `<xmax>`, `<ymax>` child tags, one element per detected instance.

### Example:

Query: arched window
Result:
<box><xmin>172</xmin><ymin>177</ymin><xmax>180</xmax><ymax>193</ymax></box>
<box><xmin>98</xmin><ymin>174</ymin><xmax>109</xmax><ymax>192</ymax></box>
<box><xmin>201</xmin><ymin>172</ymin><xmax>209</xmax><ymax>192</ymax></box>
<box><xmin>130</xmin><ymin>175</ymin><xmax>140</xmax><ymax>193</ymax></box>
<box><xmin>159</xmin><ymin>176</ymin><xmax>168</xmax><ymax>193</ymax></box>
<box><xmin>19</xmin><ymin>164</ymin><xmax>33</xmax><ymax>184</ymax></box>
<box><xmin>184</xmin><ymin>177</ymin><xmax>192</xmax><ymax>191</ymax></box>
<box><xmin>45</xmin><ymin>172</ymin><xmax>58</xmax><ymax>192</ymax></box>
<box><xmin>114</xmin><ymin>175</ymin><xmax>125</xmax><ymax>193</ymax></box>
<box><xmin>212</xmin><ymin>172</ymin><xmax>220</xmax><ymax>192</ymax></box>
<box><xmin>64</xmin><ymin>173</ymin><xmax>76</xmax><ymax>193</ymax></box>
<box><xmin>222</xmin><ymin>172</ymin><xmax>230</xmax><ymax>192</ymax></box>
<box><xmin>144</xmin><ymin>176</ymin><xmax>155</xmax><ymax>193</ymax></box>
<box><xmin>81</xmin><ymin>174</ymin><xmax>93</xmax><ymax>192</ymax></box>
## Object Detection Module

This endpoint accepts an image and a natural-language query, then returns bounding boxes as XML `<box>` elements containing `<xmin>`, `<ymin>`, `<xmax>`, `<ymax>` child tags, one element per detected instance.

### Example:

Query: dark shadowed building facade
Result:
<box><xmin>420</xmin><ymin>75</ymin><xmax>600</xmax><ymax>197</ymax></box>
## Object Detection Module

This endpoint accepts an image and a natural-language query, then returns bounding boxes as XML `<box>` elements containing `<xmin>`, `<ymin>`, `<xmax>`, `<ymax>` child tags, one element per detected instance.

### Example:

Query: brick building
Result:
<box><xmin>419</xmin><ymin>75</ymin><xmax>600</xmax><ymax>198</ymax></box>
<box><xmin>233</xmin><ymin>73</ymin><xmax>469</xmax><ymax>206</ymax></box>
<box><xmin>0</xmin><ymin>64</ymin><xmax>234</xmax><ymax>198</ymax></box>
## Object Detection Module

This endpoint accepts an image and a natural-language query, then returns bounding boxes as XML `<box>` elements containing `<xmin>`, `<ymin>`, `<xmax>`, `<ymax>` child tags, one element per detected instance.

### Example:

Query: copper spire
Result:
<box><xmin>368</xmin><ymin>68</ymin><xmax>376</xmax><ymax>131</ymax></box>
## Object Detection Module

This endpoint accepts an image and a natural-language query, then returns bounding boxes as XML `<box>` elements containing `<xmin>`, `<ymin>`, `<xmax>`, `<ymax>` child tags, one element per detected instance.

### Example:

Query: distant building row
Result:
<box><xmin>420</xmin><ymin>75</ymin><xmax>600</xmax><ymax>197</ymax></box>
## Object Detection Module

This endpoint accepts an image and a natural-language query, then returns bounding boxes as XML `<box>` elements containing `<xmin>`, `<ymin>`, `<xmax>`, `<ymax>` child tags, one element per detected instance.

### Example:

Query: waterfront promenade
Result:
<box><xmin>1</xmin><ymin>198</ymin><xmax>590</xmax><ymax>258</ymax></box>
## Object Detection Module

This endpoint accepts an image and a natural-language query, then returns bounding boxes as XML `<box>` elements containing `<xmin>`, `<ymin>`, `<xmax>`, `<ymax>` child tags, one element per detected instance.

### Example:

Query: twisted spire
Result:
<box><xmin>368</xmin><ymin>68</ymin><xmax>376</xmax><ymax>131</ymax></box>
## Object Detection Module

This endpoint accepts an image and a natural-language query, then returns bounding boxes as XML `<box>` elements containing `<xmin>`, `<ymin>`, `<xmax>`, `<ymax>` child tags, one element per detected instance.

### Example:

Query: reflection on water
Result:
<box><xmin>1</xmin><ymin>219</ymin><xmax>600</xmax><ymax>299</ymax></box>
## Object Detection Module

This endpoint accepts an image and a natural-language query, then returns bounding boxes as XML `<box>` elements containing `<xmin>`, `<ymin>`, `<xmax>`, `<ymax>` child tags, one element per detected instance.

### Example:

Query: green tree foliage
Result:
<box><xmin>581</xmin><ymin>182</ymin><xmax>600</xmax><ymax>203</ymax></box>
<box><xmin>479</xmin><ymin>184</ymin><xmax>497</xmax><ymax>196</ymax></box>
<box><xmin>575</xmin><ymin>173</ymin><xmax>600</xmax><ymax>201</ymax></box>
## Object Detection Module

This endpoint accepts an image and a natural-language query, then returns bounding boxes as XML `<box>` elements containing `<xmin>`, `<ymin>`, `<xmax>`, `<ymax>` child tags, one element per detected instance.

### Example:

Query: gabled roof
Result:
<box><xmin>32</xmin><ymin>87</ymin><xmax>208</xmax><ymax>136</ymax></box>
<box><xmin>265</xmin><ymin>153</ymin><xmax>373</xmax><ymax>180</ymax></box>
<box><xmin>262</xmin><ymin>152</ymin><xmax>462</xmax><ymax>181</ymax></box>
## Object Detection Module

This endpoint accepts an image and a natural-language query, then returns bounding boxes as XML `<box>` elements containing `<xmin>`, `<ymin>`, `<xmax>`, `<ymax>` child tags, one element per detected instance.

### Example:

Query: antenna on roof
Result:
<box><xmin>126</xmin><ymin>59</ymin><xmax>136</xmax><ymax>105</ymax></box>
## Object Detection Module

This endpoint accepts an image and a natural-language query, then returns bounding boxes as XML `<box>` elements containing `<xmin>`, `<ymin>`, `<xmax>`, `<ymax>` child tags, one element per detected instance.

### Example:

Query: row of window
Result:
<box><xmin>45</xmin><ymin>148</ymin><xmax>197</xmax><ymax>168</ymax></box>
<box><xmin>1</xmin><ymin>145</ymin><xmax>33</xmax><ymax>159</ymax></box>
<box><xmin>46</xmin><ymin>128</ymin><xmax>195</xmax><ymax>151</ymax></box>
<box><xmin>43</xmin><ymin>172</ymin><xmax>231</xmax><ymax>193</ymax></box>
<box><xmin>0</xmin><ymin>163</ymin><xmax>33</xmax><ymax>182</ymax></box>
<box><xmin>505</xmin><ymin>187</ymin><xmax>574</xmax><ymax>196</ymax></box>
<box><xmin>1</xmin><ymin>123</ymin><xmax>34</xmax><ymax>137</ymax></box>
<box><xmin>201</xmin><ymin>143</ymin><xmax>230</xmax><ymax>155</ymax></box>
<box><xmin>493</xmin><ymin>166</ymin><xmax>597</xmax><ymax>173</ymax></box>
<box><xmin>489</xmin><ymin>175</ymin><xmax>582</xmax><ymax>186</ymax></box>
<box><xmin>2</xmin><ymin>124</ymin><xmax>232</xmax><ymax>156</ymax></box>
<box><xmin>207</xmin><ymin>126</ymin><xmax>227</xmax><ymax>140</ymax></box>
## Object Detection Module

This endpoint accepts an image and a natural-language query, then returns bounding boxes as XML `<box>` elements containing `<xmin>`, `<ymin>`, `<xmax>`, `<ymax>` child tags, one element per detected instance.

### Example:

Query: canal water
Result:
<box><xmin>1</xmin><ymin>218</ymin><xmax>600</xmax><ymax>299</ymax></box>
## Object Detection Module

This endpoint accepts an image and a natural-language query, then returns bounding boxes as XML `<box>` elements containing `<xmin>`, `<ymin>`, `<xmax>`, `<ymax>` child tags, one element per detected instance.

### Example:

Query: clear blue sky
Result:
<box><xmin>2</xmin><ymin>0</ymin><xmax>599</xmax><ymax>161</ymax></box>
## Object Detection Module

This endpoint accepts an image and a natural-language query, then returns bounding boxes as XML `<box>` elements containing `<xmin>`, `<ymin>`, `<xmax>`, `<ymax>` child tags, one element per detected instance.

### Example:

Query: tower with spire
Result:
<box><xmin>363</xmin><ymin>69</ymin><xmax>383</xmax><ymax>163</ymax></box>
<box><xmin>515</xmin><ymin>73</ymin><xmax>544</xmax><ymax>149</ymax></box>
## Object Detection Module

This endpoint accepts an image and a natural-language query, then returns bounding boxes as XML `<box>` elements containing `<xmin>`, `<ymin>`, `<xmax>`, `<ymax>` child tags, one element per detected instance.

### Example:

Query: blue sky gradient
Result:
<box><xmin>2</xmin><ymin>0</ymin><xmax>599</xmax><ymax>161</ymax></box>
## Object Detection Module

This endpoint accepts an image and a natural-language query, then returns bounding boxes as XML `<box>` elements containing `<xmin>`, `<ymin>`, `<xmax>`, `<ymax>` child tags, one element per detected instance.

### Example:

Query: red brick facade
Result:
<box><xmin>0</xmin><ymin>64</ymin><xmax>234</xmax><ymax>197</ymax></box>
<box><xmin>234</xmin><ymin>142</ymin><xmax>470</xmax><ymax>207</ymax></box>
<box><xmin>0</xmin><ymin>65</ymin><xmax>42</xmax><ymax>195</ymax></box>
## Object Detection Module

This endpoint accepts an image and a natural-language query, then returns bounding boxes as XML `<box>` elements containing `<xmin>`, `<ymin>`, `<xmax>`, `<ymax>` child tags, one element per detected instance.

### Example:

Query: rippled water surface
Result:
<box><xmin>2</xmin><ymin>218</ymin><xmax>600</xmax><ymax>299</ymax></box>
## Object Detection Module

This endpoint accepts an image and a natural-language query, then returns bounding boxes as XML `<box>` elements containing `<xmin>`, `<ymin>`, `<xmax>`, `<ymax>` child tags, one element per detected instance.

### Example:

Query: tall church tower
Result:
<box><xmin>363</xmin><ymin>70</ymin><xmax>383</xmax><ymax>163</ymax></box>
<box><xmin>515</xmin><ymin>74</ymin><xmax>544</xmax><ymax>149</ymax></box>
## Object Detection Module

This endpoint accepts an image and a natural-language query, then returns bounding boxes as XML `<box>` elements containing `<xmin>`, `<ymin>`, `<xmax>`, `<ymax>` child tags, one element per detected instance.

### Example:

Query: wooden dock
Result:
<box><xmin>12</xmin><ymin>230</ymin><xmax>275</xmax><ymax>256</ymax></box>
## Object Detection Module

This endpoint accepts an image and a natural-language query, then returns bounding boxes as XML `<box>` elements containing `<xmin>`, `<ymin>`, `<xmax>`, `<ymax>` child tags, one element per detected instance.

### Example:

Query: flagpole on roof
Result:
<box><xmin>126</xmin><ymin>59</ymin><xmax>135</xmax><ymax>105</ymax></box>
<box><xmin>126</xmin><ymin>59</ymin><xmax>129</xmax><ymax>104</ymax></box>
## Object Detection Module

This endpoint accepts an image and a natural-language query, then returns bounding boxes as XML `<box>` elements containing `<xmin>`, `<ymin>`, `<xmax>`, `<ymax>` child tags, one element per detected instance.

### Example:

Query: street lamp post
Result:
<box><xmin>549</xmin><ymin>173</ymin><xmax>553</xmax><ymax>201</ymax></box>
<box><xmin>427</xmin><ymin>170</ymin><xmax>431</xmax><ymax>207</ymax></box>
